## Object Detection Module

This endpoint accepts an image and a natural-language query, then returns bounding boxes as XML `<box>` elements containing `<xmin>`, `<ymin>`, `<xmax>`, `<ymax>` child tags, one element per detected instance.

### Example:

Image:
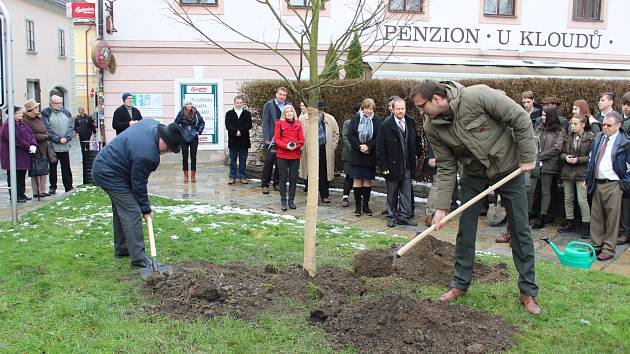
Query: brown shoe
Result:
<box><xmin>519</xmin><ymin>295</ymin><xmax>541</xmax><ymax>316</ymax></box>
<box><xmin>183</xmin><ymin>170</ymin><xmax>189</xmax><ymax>183</ymax></box>
<box><xmin>228</xmin><ymin>178</ymin><xmax>235</xmax><ymax>185</ymax></box>
<box><xmin>597</xmin><ymin>252</ymin><xmax>614</xmax><ymax>261</ymax></box>
<box><xmin>240</xmin><ymin>178</ymin><xmax>249</xmax><ymax>184</ymax></box>
<box><xmin>617</xmin><ymin>234</ymin><xmax>630</xmax><ymax>245</ymax></box>
<box><xmin>191</xmin><ymin>170</ymin><xmax>197</xmax><ymax>183</ymax></box>
<box><xmin>438</xmin><ymin>288</ymin><xmax>466</xmax><ymax>303</ymax></box>
<box><xmin>495</xmin><ymin>229</ymin><xmax>511</xmax><ymax>243</ymax></box>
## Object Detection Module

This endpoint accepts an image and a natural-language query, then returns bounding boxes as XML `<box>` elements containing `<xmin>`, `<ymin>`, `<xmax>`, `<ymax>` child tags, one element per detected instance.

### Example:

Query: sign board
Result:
<box><xmin>0</xmin><ymin>16</ymin><xmax>5</xmax><ymax>109</ymax></box>
<box><xmin>180</xmin><ymin>84</ymin><xmax>220</xmax><ymax>145</ymax></box>
<box><xmin>75</xmin><ymin>82</ymin><xmax>87</xmax><ymax>90</ymax></box>
<box><xmin>133</xmin><ymin>94</ymin><xmax>163</xmax><ymax>117</ymax></box>
<box><xmin>71</xmin><ymin>2</ymin><xmax>96</xmax><ymax>19</ymax></box>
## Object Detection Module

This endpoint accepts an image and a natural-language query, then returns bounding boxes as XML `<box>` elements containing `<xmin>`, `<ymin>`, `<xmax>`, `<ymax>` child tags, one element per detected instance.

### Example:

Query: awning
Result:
<box><xmin>365</xmin><ymin>56</ymin><xmax>630</xmax><ymax>80</ymax></box>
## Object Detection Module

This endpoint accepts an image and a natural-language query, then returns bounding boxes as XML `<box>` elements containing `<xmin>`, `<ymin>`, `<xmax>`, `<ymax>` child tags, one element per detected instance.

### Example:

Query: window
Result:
<box><xmin>483</xmin><ymin>0</ymin><xmax>515</xmax><ymax>16</ymax></box>
<box><xmin>179</xmin><ymin>0</ymin><xmax>217</xmax><ymax>5</ymax></box>
<box><xmin>287</xmin><ymin>0</ymin><xmax>327</xmax><ymax>8</ymax></box>
<box><xmin>57</xmin><ymin>28</ymin><xmax>65</xmax><ymax>57</ymax></box>
<box><xmin>27</xmin><ymin>80</ymin><xmax>41</xmax><ymax>104</ymax></box>
<box><xmin>389</xmin><ymin>0</ymin><xmax>423</xmax><ymax>13</ymax></box>
<box><xmin>573</xmin><ymin>0</ymin><xmax>601</xmax><ymax>21</ymax></box>
<box><xmin>25</xmin><ymin>19</ymin><xmax>35</xmax><ymax>52</ymax></box>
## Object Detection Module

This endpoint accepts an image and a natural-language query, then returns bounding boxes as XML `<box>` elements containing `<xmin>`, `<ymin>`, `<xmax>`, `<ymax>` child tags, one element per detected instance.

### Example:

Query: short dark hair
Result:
<box><xmin>621</xmin><ymin>92</ymin><xmax>630</xmax><ymax>105</ymax></box>
<box><xmin>410</xmin><ymin>80</ymin><xmax>447</xmax><ymax>100</ymax></box>
<box><xmin>277</xmin><ymin>87</ymin><xmax>288</xmax><ymax>93</ymax></box>
<box><xmin>233</xmin><ymin>95</ymin><xmax>243</xmax><ymax>102</ymax></box>
<box><xmin>387</xmin><ymin>95</ymin><xmax>401</xmax><ymax>103</ymax></box>
<box><xmin>605</xmin><ymin>110</ymin><xmax>622</xmax><ymax>124</ymax></box>
<box><xmin>600</xmin><ymin>92</ymin><xmax>614</xmax><ymax>102</ymax></box>
<box><xmin>392</xmin><ymin>97</ymin><xmax>406</xmax><ymax>108</ymax></box>
<box><xmin>13</xmin><ymin>106</ymin><xmax>22</xmax><ymax>114</ymax></box>
<box><xmin>352</xmin><ymin>102</ymin><xmax>361</xmax><ymax>114</ymax></box>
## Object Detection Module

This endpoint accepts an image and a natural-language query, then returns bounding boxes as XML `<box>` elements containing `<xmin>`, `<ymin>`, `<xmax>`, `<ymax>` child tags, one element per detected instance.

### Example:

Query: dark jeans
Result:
<box><xmin>342</xmin><ymin>162</ymin><xmax>353</xmax><ymax>196</ymax></box>
<box><xmin>229</xmin><ymin>148</ymin><xmax>248</xmax><ymax>179</ymax></box>
<box><xmin>261</xmin><ymin>143</ymin><xmax>279</xmax><ymax>187</ymax></box>
<box><xmin>103</xmin><ymin>189</ymin><xmax>147</xmax><ymax>261</ymax></box>
<box><xmin>49</xmin><ymin>151</ymin><xmax>73</xmax><ymax>192</ymax></box>
<box><xmin>6</xmin><ymin>169</ymin><xmax>27</xmax><ymax>198</ymax></box>
<box><xmin>79</xmin><ymin>141</ymin><xmax>90</xmax><ymax>162</ymax></box>
<box><xmin>454</xmin><ymin>173</ymin><xmax>538</xmax><ymax>296</ymax></box>
<box><xmin>182</xmin><ymin>140</ymin><xmax>199</xmax><ymax>171</ymax></box>
<box><xmin>318</xmin><ymin>144</ymin><xmax>329</xmax><ymax>198</ymax></box>
<box><xmin>277</xmin><ymin>157</ymin><xmax>299</xmax><ymax>202</ymax></box>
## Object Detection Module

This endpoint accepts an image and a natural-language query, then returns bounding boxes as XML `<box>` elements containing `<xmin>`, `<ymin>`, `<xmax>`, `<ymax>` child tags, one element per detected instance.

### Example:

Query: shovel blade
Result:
<box><xmin>487</xmin><ymin>204</ymin><xmax>507</xmax><ymax>226</ymax></box>
<box><xmin>140</xmin><ymin>264</ymin><xmax>174</xmax><ymax>280</ymax></box>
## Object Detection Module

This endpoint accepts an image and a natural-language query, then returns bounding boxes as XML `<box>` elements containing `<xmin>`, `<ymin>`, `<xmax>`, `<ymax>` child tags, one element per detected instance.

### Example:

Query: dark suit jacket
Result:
<box><xmin>348</xmin><ymin>113</ymin><xmax>382</xmax><ymax>167</ymax></box>
<box><xmin>376</xmin><ymin>115</ymin><xmax>419</xmax><ymax>180</ymax></box>
<box><xmin>112</xmin><ymin>105</ymin><xmax>143</xmax><ymax>135</ymax></box>
<box><xmin>225</xmin><ymin>108</ymin><xmax>253</xmax><ymax>149</ymax></box>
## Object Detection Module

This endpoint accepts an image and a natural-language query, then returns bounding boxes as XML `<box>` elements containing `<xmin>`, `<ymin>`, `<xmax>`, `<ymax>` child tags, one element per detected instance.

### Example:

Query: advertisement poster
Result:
<box><xmin>133</xmin><ymin>94</ymin><xmax>163</xmax><ymax>117</ymax></box>
<box><xmin>180</xmin><ymin>84</ymin><xmax>219</xmax><ymax>144</ymax></box>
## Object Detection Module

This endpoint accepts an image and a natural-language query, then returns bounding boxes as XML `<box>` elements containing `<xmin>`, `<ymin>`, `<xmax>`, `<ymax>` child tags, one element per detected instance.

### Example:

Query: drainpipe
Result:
<box><xmin>85</xmin><ymin>25</ymin><xmax>91</xmax><ymax>115</ymax></box>
<box><xmin>0</xmin><ymin>0</ymin><xmax>17</xmax><ymax>223</ymax></box>
<box><xmin>96</xmin><ymin>0</ymin><xmax>105</xmax><ymax>145</ymax></box>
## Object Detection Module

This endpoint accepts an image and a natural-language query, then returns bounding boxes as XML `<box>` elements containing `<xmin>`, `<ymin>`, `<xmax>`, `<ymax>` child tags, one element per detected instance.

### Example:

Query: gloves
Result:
<box><xmin>29</xmin><ymin>145</ymin><xmax>37</xmax><ymax>154</ymax></box>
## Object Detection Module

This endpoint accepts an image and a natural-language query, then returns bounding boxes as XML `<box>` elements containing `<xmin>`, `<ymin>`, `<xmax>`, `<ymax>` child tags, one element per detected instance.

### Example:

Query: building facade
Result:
<box><xmin>2</xmin><ymin>0</ymin><xmax>74</xmax><ymax>110</ymax></box>
<box><xmin>101</xmin><ymin>0</ymin><xmax>630</xmax><ymax>157</ymax></box>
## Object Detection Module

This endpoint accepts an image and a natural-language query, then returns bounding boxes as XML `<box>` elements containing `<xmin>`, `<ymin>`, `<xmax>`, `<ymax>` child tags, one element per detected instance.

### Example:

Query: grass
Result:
<box><xmin>0</xmin><ymin>187</ymin><xmax>628</xmax><ymax>353</ymax></box>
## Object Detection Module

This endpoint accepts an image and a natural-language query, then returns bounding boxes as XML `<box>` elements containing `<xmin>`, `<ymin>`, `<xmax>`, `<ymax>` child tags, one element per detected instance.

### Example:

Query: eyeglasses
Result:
<box><xmin>603</xmin><ymin>123</ymin><xmax>618</xmax><ymax>127</ymax></box>
<box><xmin>415</xmin><ymin>98</ymin><xmax>431</xmax><ymax>110</ymax></box>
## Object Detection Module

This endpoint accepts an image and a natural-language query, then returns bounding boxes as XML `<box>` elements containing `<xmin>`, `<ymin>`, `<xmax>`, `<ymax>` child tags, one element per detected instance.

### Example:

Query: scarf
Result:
<box><xmin>358</xmin><ymin>111</ymin><xmax>373</xmax><ymax>144</ymax></box>
<box><xmin>318</xmin><ymin>113</ymin><xmax>326</xmax><ymax>146</ymax></box>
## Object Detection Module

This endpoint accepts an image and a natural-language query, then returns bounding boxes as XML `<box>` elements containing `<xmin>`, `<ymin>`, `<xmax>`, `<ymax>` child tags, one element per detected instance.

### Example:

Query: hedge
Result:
<box><xmin>240</xmin><ymin>78</ymin><xmax>630</xmax><ymax>180</ymax></box>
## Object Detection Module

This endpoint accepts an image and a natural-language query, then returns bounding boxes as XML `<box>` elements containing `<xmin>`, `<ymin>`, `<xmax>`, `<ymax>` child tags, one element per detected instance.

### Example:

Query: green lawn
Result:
<box><xmin>0</xmin><ymin>187</ymin><xmax>628</xmax><ymax>353</ymax></box>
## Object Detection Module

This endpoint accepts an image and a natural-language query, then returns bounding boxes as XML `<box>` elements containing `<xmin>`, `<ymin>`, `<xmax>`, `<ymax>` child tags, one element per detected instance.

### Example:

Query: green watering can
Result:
<box><xmin>540</xmin><ymin>236</ymin><xmax>596</xmax><ymax>269</ymax></box>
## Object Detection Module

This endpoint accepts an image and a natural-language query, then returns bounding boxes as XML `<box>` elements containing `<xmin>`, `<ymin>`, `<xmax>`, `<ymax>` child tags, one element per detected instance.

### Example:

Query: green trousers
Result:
<box><xmin>454</xmin><ymin>173</ymin><xmax>538</xmax><ymax>296</ymax></box>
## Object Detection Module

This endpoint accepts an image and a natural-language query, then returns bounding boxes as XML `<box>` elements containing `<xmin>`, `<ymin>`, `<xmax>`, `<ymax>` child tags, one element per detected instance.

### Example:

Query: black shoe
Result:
<box><xmin>387</xmin><ymin>219</ymin><xmax>396</xmax><ymax>227</ymax></box>
<box><xmin>115</xmin><ymin>252</ymin><xmax>130</xmax><ymax>259</ymax></box>
<box><xmin>320</xmin><ymin>197</ymin><xmax>331</xmax><ymax>204</ymax></box>
<box><xmin>381</xmin><ymin>209</ymin><xmax>388</xmax><ymax>215</ymax></box>
<box><xmin>19</xmin><ymin>195</ymin><xmax>32</xmax><ymax>201</ymax></box>
<box><xmin>580</xmin><ymin>222</ymin><xmax>590</xmax><ymax>239</ymax></box>
<box><xmin>363</xmin><ymin>204</ymin><xmax>373</xmax><ymax>216</ymax></box>
<box><xmin>303</xmin><ymin>186</ymin><xmax>308</xmax><ymax>192</ymax></box>
<box><xmin>397</xmin><ymin>218</ymin><xmax>418</xmax><ymax>226</ymax></box>
<box><xmin>288</xmin><ymin>201</ymin><xmax>296</xmax><ymax>209</ymax></box>
<box><xmin>558</xmin><ymin>219</ymin><xmax>576</xmax><ymax>233</ymax></box>
<box><xmin>281</xmin><ymin>200</ymin><xmax>288</xmax><ymax>211</ymax></box>
<box><xmin>16</xmin><ymin>197</ymin><xmax>28</xmax><ymax>203</ymax></box>
<box><xmin>131</xmin><ymin>257</ymin><xmax>152</xmax><ymax>269</ymax></box>
<box><xmin>532</xmin><ymin>216</ymin><xmax>545</xmax><ymax>229</ymax></box>
<box><xmin>273</xmin><ymin>185</ymin><xmax>280</xmax><ymax>192</ymax></box>
<box><xmin>48</xmin><ymin>189</ymin><xmax>57</xmax><ymax>195</ymax></box>
<box><xmin>43</xmin><ymin>192</ymin><xmax>51</xmax><ymax>197</ymax></box>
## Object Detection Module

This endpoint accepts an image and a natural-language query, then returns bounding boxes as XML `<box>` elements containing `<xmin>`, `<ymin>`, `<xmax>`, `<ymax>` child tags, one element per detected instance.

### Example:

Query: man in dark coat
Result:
<box><xmin>411</xmin><ymin>80</ymin><xmax>540</xmax><ymax>315</ymax></box>
<box><xmin>92</xmin><ymin>119</ymin><xmax>183</xmax><ymax>268</ymax></box>
<box><xmin>376</xmin><ymin>98</ymin><xmax>418</xmax><ymax>227</ymax></box>
<box><xmin>74</xmin><ymin>107</ymin><xmax>97</xmax><ymax>161</ymax></box>
<box><xmin>112</xmin><ymin>92</ymin><xmax>143</xmax><ymax>135</ymax></box>
<box><xmin>225</xmin><ymin>95</ymin><xmax>252</xmax><ymax>184</ymax></box>
<box><xmin>584</xmin><ymin>111</ymin><xmax>630</xmax><ymax>261</ymax></box>
<box><xmin>260</xmin><ymin>87</ymin><xmax>289</xmax><ymax>194</ymax></box>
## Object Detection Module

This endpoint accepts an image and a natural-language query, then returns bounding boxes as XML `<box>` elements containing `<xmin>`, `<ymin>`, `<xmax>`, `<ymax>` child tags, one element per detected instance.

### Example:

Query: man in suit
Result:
<box><xmin>376</xmin><ymin>98</ymin><xmax>418</xmax><ymax>227</ymax></box>
<box><xmin>225</xmin><ymin>95</ymin><xmax>253</xmax><ymax>184</ymax></box>
<box><xmin>112</xmin><ymin>92</ymin><xmax>143</xmax><ymax>135</ymax></box>
<box><xmin>618</xmin><ymin>92</ymin><xmax>630</xmax><ymax>246</ymax></box>
<box><xmin>260</xmin><ymin>87</ymin><xmax>289</xmax><ymax>194</ymax></box>
<box><xmin>584</xmin><ymin>111</ymin><xmax>630</xmax><ymax>261</ymax></box>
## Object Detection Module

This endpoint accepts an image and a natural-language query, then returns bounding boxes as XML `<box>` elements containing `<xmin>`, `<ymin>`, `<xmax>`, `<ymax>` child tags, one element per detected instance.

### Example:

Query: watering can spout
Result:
<box><xmin>539</xmin><ymin>236</ymin><xmax>563</xmax><ymax>258</ymax></box>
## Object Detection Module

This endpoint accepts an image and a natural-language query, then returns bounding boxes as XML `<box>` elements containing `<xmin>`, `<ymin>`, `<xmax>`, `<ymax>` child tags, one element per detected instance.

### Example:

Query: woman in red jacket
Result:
<box><xmin>274</xmin><ymin>105</ymin><xmax>304</xmax><ymax>211</ymax></box>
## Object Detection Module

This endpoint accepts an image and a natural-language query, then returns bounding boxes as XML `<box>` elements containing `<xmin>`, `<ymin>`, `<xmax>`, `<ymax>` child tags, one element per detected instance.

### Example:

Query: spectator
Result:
<box><xmin>261</xmin><ymin>87</ymin><xmax>289</xmax><ymax>194</ymax></box>
<box><xmin>299</xmin><ymin>100</ymin><xmax>339</xmax><ymax>203</ymax></box>
<box><xmin>274</xmin><ymin>105</ymin><xmax>304</xmax><ymax>211</ymax></box>
<box><xmin>1</xmin><ymin>107</ymin><xmax>37</xmax><ymax>202</ymax></box>
<box><xmin>175</xmin><ymin>98</ymin><xmax>205</xmax><ymax>183</ymax></box>
<box><xmin>42</xmin><ymin>95</ymin><xmax>73</xmax><ymax>194</ymax></box>
<box><xmin>112</xmin><ymin>93</ymin><xmax>142</xmax><ymax>135</ymax></box>
<box><xmin>411</xmin><ymin>80</ymin><xmax>539</xmax><ymax>315</ymax></box>
<box><xmin>573</xmin><ymin>99</ymin><xmax>600</xmax><ymax>134</ymax></box>
<box><xmin>340</xmin><ymin>103</ymin><xmax>361</xmax><ymax>207</ymax></box>
<box><xmin>595</xmin><ymin>93</ymin><xmax>615</xmax><ymax>124</ymax></box>
<box><xmin>532</xmin><ymin>108</ymin><xmax>566</xmax><ymax>229</ymax></box>
<box><xmin>92</xmin><ymin>120</ymin><xmax>183</xmax><ymax>267</ymax></box>
<box><xmin>540</xmin><ymin>96</ymin><xmax>569</xmax><ymax>131</ymax></box>
<box><xmin>376</xmin><ymin>98</ymin><xmax>418</xmax><ymax>227</ymax></box>
<box><xmin>348</xmin><ymin>98</ymin><xmax>383</xmax><ymax>217</ymax></box>
<box><xmin>74</xmin><ymin>107</ymin><xmax>96</xmax><ymax>162</ymax></box>
<box><xmin>225</xmin><ymin>95</ymin><xmax>252</xmax><ymax>185</ymax></box>
<box><xmin>622</xmin><ymin>92</ymin><xmax>630</xmax><ymax>132</ymax></box>
<box><xmin>521</xmin><ymin>90</ymin><xmax>542</xmax><ymax>126</ymax></box>
<box><xmin>584</xmin><ymin>111</ymin><xmax>630</xmax><ymax>261</ymax></box>
<box><xmin>558</xmin><ymin>114</ymin><xmax>593</xmax><ymax>237</ymax></box>
<box><xmin>22</xmin><ymin>99</ymin><xmax>49</xmax><ymax>197</ymax></box>
<box><xmin>619</xmin><ymin>92</ymin><xmax>630</xmax><ymax>246</ymax></box>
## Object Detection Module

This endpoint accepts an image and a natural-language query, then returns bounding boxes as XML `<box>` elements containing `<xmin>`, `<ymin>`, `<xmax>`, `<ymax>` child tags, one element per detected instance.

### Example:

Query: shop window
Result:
<box><xmin>573</xmin><ymin>0</ymin><xmax>601</xmax><ymax>21</ymax></box>
<box><xmin>483</xmin><ymin>0</ymin><xmax>515</xmax><ymax>16</ymax></box>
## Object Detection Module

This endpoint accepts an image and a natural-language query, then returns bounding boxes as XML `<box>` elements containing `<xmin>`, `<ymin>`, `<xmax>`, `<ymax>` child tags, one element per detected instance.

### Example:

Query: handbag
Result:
<box><xmin>29</xmin><ymin>154</ymin><xmax>50</xmax><ymax>177</ymax></box>
<box><xmin>47</xmin><ymin>140</ymin><xmax>58</xmax><ymax>164</ymax></box>
<box><xmin>89</xmin><ymin>133</ymin><xmax>99</xmax><ymax>151</ymax></box>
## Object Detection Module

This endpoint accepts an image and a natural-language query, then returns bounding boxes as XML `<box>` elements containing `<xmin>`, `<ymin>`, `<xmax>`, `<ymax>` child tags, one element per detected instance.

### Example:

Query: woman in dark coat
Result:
<box><xmin>22</xmin><ymin>99</ymin><xmax>50</xmax><ymax>198</ymax></box>
<box><xmin>532</xmin><ymin>107</ymin><xmax>566</xmax><ymax>229</ymax></box>
<box><xmin>174</xmin><ymin>98</ymin><xmax>205</xmax><ymax>183</ymax></box>
<box><xmin>348</xmin><ymin>98</ymin><xmax>382</xmax><ymax>217</ymax></box>
<box><xmin>1</xmin><ymin>107</ymin><xmax>37</xmax><ymax>202</ymax></box>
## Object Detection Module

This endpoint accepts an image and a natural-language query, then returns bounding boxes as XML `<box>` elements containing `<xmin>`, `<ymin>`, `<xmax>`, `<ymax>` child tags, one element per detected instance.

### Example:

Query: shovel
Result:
<box><xmin>487</xmin><ymin>194</ymin><xmax>507</xmax><ymax>226</ymax></box>
<box><xmin>140</xmin><ymin>216</ymin><xmax>173</xmax><ymax>280</ymax></box>
<box><xmin>397</xmin><ymin>168</ymin><xmax>523</xmax><ymax>258</ymax></box>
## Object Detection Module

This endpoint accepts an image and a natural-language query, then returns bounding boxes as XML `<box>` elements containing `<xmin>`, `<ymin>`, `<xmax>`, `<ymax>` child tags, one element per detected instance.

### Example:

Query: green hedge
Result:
<box><xmin>240</xmin><ymin>78</ymin><xmax>630</xmax><ymax>180</ymax></box>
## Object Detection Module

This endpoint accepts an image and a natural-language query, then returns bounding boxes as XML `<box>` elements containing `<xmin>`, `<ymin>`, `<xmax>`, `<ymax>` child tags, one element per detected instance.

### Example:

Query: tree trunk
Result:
<box><xmin>303</xmin><ymin>0</ymin><xmax>321</xmax><ymax>277</ymax></box>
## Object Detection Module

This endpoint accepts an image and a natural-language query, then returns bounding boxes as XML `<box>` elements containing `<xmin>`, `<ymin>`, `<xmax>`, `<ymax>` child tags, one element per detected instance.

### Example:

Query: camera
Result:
<box><xmin>287</xmin><ymin>141</ymin><xmax>297</xmax><ymax>150</ymax></box>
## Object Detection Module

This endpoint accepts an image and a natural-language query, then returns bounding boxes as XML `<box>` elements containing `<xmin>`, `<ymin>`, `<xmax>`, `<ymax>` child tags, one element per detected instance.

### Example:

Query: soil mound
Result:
<box><xmin>144</xmin><ymin>261</ymin><xmax>366</xmax><ymax>320</ymax></box>
<box><xmin>315</xmin><ymin>294</ymin><xmax>516</xmax><ymax>354</ymax></box>
<box><xmin>354</xmin><ymin>235</ymin><xmax>509</xmax><ymax>285</ymax></box>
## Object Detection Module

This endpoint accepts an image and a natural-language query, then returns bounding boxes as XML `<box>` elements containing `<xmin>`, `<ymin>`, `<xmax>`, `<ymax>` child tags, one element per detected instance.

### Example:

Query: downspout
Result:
<box><xmin>85</xmin><ymin>25</ymin><xmax>91</xmax><ymax>115</ymax></box>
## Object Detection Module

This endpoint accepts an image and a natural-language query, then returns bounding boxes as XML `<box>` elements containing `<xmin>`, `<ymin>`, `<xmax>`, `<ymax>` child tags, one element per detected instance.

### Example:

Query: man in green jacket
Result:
<box><xmin>410</xmin><ymin>80</ymin><xmax>541</xmax><ymax>315</ymax></box>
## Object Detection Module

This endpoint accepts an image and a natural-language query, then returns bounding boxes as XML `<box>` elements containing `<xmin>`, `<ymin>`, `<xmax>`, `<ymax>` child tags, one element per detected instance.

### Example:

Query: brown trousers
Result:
<box><xmin>590</xmin><ymin>181</ymin><xmax>621</xmax><ymax>254</ymax></box>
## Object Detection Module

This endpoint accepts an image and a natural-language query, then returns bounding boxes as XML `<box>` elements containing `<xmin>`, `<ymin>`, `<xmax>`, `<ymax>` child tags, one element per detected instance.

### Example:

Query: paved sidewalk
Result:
<box><xmin>1</xmin><ymin>156</ymin><xmax>628</xmax><ymax>277</ymax></box>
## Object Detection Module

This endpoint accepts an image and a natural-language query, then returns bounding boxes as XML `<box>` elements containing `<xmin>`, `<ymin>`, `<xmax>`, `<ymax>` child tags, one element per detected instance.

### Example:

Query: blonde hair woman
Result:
<box><xmin>274</xmin><ymin>105</ymin><xmax>305</xmax><ymax>211</ymax></box>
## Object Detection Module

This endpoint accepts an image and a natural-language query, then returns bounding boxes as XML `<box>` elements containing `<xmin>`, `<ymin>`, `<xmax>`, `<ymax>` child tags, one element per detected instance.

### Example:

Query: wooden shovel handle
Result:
<box><xmin>396</xmin><ymin>168</ymin><xmax>522</xmax><ymax>257</ymax></box>
<box><xmin>146</xmin><ymin>216</ymin><xmax>157</xmax><ymax>258</ymax></box>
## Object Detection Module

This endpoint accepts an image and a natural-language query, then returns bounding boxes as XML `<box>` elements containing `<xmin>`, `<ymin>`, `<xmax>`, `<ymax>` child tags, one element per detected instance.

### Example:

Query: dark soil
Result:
<box><xmin>314</xmin><ymin>294</ymin><xmax>516</xmax><ymax>354</ymax></box>
<box><xmin>354</xmin><ymin>235</ymin><xmax>509</xmax><ymax>286</ymax></box>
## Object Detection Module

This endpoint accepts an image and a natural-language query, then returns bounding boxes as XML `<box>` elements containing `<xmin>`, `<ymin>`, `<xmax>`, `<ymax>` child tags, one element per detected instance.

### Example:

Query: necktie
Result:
<box><xmin>594</xmin><ymin>136</ymin><xmax>609</xmax><ymax>175</ymax></box>
<box><xmin>398</xmin><ymin>119</ymin><xmax>405</xmax><ymax>133</ymax></box>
